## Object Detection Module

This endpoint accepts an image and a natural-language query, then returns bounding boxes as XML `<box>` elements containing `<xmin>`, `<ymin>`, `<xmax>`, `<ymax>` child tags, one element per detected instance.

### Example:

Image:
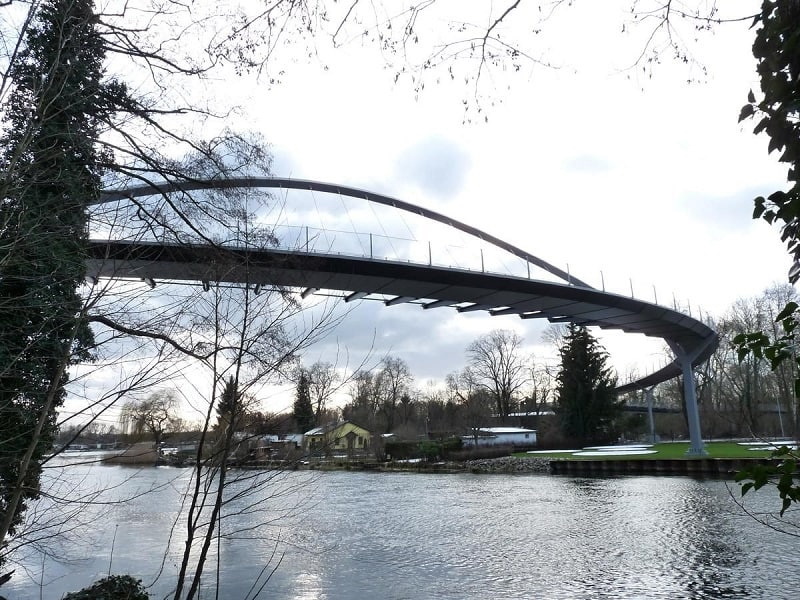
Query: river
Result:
<box><xmin>4</xmin><ymin>457</ymin><xmax>798</xmax><ymax>599</ymax></box>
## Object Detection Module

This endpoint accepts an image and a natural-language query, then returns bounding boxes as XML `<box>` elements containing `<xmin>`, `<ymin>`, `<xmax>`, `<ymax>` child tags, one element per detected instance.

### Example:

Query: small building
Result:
<box><xmin>283</xmin><ymin>433</ymin><xmax>304</xmax><ymax>447</ymax></box>
<box><xmin>249</xmin><ymin>434</ymin><xmax>303</xmax><ymax>460</ymax></box>
<box><xmin>462</xmin><ymin>427</ymin><xmax>537</xmax><ymax>448</ymax></box>
<box><xmin>304</xmin><ymin>421</ymin><xmax>371</xmax><ymax>454</ymax></box>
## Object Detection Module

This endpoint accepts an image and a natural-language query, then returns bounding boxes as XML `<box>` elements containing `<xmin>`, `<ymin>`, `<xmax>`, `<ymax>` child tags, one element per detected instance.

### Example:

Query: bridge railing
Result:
<box><xmin>268</xmin><ymin>225</ymin><xmax>704</xmax><ymax>317</ymax></box>
<box><xmin>269</xmin><ymin>224</ymin><xmax>548</xmax><ymax>280</ymax></box>
<box><xmin>89</xmin><ymin>223</ymin><xmax>704</xmax><ymax>320</ymax></box>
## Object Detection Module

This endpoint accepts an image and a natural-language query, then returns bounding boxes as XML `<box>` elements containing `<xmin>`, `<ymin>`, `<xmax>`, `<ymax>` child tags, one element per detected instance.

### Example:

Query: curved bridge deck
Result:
<box><xmin>86</xmin><ymin>240</ymin><xmax>717</xmax><ymax>385</ymax></box>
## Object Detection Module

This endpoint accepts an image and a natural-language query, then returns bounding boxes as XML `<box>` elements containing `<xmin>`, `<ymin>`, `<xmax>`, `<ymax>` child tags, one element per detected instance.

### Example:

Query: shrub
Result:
<box><xmin>63</xmin><ymin>575</ymin><xmax>149</xmax><ymax>600</ymax></box>
<box><xmin>439</xmin><ymin>437</ymin><xmax>463</xmax><ymax>454</ymax></box>
<box><xmin>447</xmin><ymin>445</ymin><xmax>513</xmax><ymax>461</ymax></box>
<box><xmin>417</xmin><ymin>441</ymin><xmax>441</xmax><ymax>461</ymax></box>
<box><xmin>384</xmin><ymin>440</ymin><xmax>419</xmax><ymax>460</ymax></box>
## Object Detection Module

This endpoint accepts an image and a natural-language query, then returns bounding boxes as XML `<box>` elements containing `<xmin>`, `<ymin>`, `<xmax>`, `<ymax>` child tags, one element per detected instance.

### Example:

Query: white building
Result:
<box><xmin>462</xmin><ymin>427</ymin><xmax>537</xmax><ymax>448</ymax></box>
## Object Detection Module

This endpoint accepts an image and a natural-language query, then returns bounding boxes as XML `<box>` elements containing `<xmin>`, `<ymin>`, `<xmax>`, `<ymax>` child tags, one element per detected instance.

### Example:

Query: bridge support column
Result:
<box><xmin>644</xmin><ymin>386</ymin><xmax>657</xmax><ymax>444</ymax></box>
<box><xmin>667</xmin><ymin>341</ymin><xmax>707</xmax><ymax>456</ymax></box>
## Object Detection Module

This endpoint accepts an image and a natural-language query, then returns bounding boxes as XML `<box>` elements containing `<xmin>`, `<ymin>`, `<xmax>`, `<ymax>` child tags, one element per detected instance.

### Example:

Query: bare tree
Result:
<box><xmin>417</xmin><ymin>380</ymin><xmax>455</xmax><ymax>436</ymax></box>
<box><xmin>375</xmin><ymin>356</ymin><xmax>413</xmax><ymax>433</ymax></box>
<box><xmin>521</xmin><ymin>361</ymin><xmax>554</xmax><ymax>428</ymax></box>
<box><xmin>120</xmin><ymin>390</ymin><xmax>183</xmax><ymax>447</ymax></box>
<box><xmin>446</xmin><ymin>367</ymin><xmax>492</xmax><ymax>442</ymax></box>
<box><xmin>542</xmin><ymin>324</ymin><xmax>568</xmax><ymax>351</ymax></box>
<box><xmin>708</xmin><ymin>285</ymin><xmax>799</xmax><ymax>438</ymax></box>
<box><xmin>343</xmin><ymin>369</ymin><xmax>381</xmax><ymax>429</ymax></box>
<box><xmin>171</xmin><ymin>1</ymin><xmax>750</xmax><ymax>116</ymax></box>
<box><xmin>165</xmin><ymin>273</ymin><xmax>338</xmax><ymax>600</ymax></box>
<box><xmin>306</xmin><ymin>361</ymin><xmax>340</xmax><ymax>422</ymax></box>
<box><xmin>466</xmin><ymin>329</ymin><xmax>528</xmax><ymax>419</ymax></box>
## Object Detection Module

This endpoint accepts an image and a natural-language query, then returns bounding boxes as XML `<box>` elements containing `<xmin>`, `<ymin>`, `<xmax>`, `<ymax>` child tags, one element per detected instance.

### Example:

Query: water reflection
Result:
<box><xmin>6</xmin><ymin>465</ymin><xmax>799</xmax><ymax>599</ymax></box>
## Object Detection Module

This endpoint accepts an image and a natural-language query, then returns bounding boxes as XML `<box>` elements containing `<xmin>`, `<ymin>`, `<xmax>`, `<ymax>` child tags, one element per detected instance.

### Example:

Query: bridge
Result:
<box><xmin>87</xmin><ymin>177</ymin><xmax>718</xmax><ymax>455</ymax></box>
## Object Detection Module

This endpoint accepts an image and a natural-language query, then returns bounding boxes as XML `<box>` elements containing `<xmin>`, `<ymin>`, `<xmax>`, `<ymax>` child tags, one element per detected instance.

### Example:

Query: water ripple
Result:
<box><xmin>8</xmin><ymin>469</ymin><xmax>800</xmax><ymax>599</ymax></box>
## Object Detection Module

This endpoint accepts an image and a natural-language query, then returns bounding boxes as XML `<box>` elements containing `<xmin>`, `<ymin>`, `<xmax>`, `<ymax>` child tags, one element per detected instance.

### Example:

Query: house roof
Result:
<box><xmin>303</xmin><ymin>420</ymin><xmax>371</xmax><ymax>436</ymax></box>
<box><xmin>479</xmin><ymin>427</ymin><xmax>537</xmax><ymax>434</ymax></box>
<box><xmin>303</xmin><ymin>425</ymin><xmax>327</xmax><ymax>436</ymax></box>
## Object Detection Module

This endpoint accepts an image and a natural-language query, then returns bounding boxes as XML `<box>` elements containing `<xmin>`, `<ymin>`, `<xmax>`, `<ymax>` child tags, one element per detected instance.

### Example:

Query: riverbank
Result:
<box><xmin>274</xmin><ymin>456</ymin><xmax>552</xmax><ymax>474</ymax></box>
<box><xmin>549</xmin><ymin>456</ymin><xmax>778</xmax><ymax>477</ymax></box>
<box><xmin>299</xmin><ymin>454</ymin><xmax>777</xmax><ymax>477</ymax></box>
<box><xmin>74</xmin><ymin>440</ymin><xmax>790</xmax><ymax>479</ymax></box>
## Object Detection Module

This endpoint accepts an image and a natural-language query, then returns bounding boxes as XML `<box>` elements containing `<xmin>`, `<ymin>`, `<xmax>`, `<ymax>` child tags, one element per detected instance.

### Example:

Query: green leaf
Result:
<box><xmin>768</xmin><ymin>190</ymin><xmax>788</xmax><ymax>203</ymax></box>
<box><xmin>734</xmin><ymin>470</ymin><xmax>749</xmax><ymax>482</ymax></box>
<box><xmin>748</xmin><ymin>89</ymin><xmax>756</xmax><ymax>103</ymax></box>
<box><xmin>776</xmin><ymin>301</ymin><xmax>798</xmax><ymax>320</ymax></box>
<box><xmin>781</xmin><ymin>497</ymin><xmax>792</xmax><ymax>516</ymax></box>
<box><xmin>783</xmin><ymin>318</ymin><xmax>798</xmax><ymax>334</ymax></box>
<box><xmin>739</xmin><ymin>104</ymin><xmax>755</xmax><ymax>122</ymax></box>
<box><xmin>753</xmin><ymin>197</ymin><xmax>766</xmax><ymax>219</ymax></box>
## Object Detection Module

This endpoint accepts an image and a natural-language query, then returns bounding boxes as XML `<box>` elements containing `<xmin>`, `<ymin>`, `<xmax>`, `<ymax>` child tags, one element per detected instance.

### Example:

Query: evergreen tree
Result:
<box><xmin>216</xmin><ymin>376</ymin><xmax>242</xmax><ymax>432</ymax></box>
<box><xmin>293</xmin><ymin>370</ymin><xmax>315</xmax><ymax>434</ymax></box>
<box><xmin>554</xmin><ymin>324</ymin><xmax>621</xmax><ymax>445</ymax></box>
<box><xmin>0</xmin><ymin>0</ymin><xmax>125</xmax><ymax>558</ymax></box>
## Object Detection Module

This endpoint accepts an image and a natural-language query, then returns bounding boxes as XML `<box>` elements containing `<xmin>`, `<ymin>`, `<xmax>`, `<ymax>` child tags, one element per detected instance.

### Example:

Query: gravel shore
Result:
<box><xmin>464</xmin><ymin>456</ymin><xmax>552</xmax><ymax>474</ymax></box>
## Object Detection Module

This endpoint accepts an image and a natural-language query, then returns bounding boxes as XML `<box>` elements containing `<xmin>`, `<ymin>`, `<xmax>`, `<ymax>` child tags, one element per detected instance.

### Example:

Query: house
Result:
<box><xmin>249</xmin><ymin>434</ymin><xmax>303</xmax><ymax>460</ymax></box>
<box><xmin>304</xmin><ymin>421</ymin><xmax>371</xmax><ymax>454</ymax></box>
<box><xmin>462</xmin><ymin>427</ymin><xmax>537</xmax><ymax>448</ymax></box>
<box><xmin>283</xmin><ymin>433</ymin><xmax>304</xmax><ymax>447</ymax></box>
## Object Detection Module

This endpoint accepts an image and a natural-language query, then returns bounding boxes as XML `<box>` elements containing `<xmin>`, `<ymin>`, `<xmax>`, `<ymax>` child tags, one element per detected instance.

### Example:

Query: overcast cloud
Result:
<box><xmin>394</xmin><ymin>136</ymin><xmax>471</xmax><ymax>200</ymax></box>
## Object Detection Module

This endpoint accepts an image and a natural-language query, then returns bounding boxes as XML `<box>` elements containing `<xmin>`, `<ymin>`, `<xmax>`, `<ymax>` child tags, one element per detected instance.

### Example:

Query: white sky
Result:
<box><xmin>68</xmin><ymin>1</ymin><xmax>794</xmax><ymax>420</ymax></box>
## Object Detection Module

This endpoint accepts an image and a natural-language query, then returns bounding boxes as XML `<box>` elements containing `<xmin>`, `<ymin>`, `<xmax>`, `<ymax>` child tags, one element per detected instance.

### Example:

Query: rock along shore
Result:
<box><xmin>464</xmin><ymin>456</ymin><xmax>552</xmax><ymax>474</ymax></box>
<box><xmin>292</xmin><ymin>456</ymin><xmax>554</xmax><ymax>474</ymax></box>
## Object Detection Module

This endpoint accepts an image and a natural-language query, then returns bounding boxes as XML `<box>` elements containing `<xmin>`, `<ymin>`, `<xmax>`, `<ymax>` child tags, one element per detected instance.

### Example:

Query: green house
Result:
<box><xmin>304</xmin><ymin>421</ymin><xmax>371</xmax><ymax>454</ymax></box>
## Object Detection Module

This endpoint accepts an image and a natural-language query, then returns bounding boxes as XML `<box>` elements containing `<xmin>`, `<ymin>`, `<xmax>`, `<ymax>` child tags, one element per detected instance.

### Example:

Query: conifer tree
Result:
<box><xmin>0</xmin><ymin>0</ymin><xmax>124</xmax><ymax>560</ymax></box>
<box><xmin>293</xmin><ymin>370</ymin><xmax>315</xmax><ymax>434</ymax></box>
<box><xmin>554</xmin><ymin>324</ymin><xmax>621</xmax><ymax>445</ymax></box>
<box><xmin>216</xmin><ymin>376</ymin><xmax>242</xmax><ymax>431</ymax></box>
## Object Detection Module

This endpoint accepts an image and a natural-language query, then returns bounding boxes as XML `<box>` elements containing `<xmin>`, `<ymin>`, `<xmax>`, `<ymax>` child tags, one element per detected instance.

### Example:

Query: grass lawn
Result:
<box><xmin>514</xmin><ymin>441</ymin><xmax>785</xmax><ymax>461</ymax></box>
